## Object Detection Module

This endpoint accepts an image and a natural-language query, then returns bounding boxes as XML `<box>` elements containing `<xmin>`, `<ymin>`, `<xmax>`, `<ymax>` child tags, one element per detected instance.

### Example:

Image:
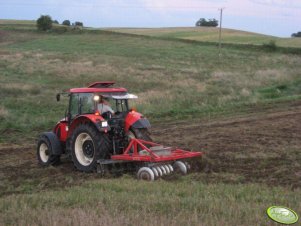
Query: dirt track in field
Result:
<box><xmin>1</xmin><ymin>101</ymin><xmax>301</xmax><ymax>196</ymax></box>
<box><xmin>152</xmin><ymin>102</ymin><xmax>301</xmax><ymax>188</ymax></box>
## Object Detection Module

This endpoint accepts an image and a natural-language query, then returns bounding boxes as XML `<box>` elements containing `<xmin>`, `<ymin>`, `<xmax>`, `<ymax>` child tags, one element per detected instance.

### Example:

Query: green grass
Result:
<box><xmin>0</xmin><ymin>176</ymin><xmax>300</xmax><ymax>226</ymax></box>
<box><xmin>1</xmin><ymin>21</ymin><xmax>301</xmax><ymax>143</ymax></box>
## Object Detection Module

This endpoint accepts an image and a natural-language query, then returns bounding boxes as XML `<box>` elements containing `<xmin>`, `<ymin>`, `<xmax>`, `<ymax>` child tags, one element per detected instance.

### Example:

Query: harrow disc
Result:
<box><xmin>163</xmin><ymin>165</ymin><xmax>170</xmax><ymax>174</ymax></box>
<box><xmin>151</xmin><ymin>167</ymin><xmax>159</xmax><ymax>179</ymax></box>
<box><xmin>160</xmin><ymin>165</ymin><xmax>167</xmax><ymax>175</ymax></box>
<box><xmin>173</xmin><ymin>161</ymin><xmax>187</xmax><ymax>175</ymax></box>
<box><xmin>156</xmin><ymin>166</ymin><xmax>163</xmax><ymax>177</ymax></box>
<box><xmin>167</xmin><ymin>164</ymin><xmax>173</xmax><ymax>172</ymax></box>
<box><xmin>137</xmin><ymin>167</ymin><xmax>155</xmax><ymax>181</ymax></box>
<box><xmin>184</xmin><ymin>161</ymin><xmax>191</xmax><ymax>171</ymax></box>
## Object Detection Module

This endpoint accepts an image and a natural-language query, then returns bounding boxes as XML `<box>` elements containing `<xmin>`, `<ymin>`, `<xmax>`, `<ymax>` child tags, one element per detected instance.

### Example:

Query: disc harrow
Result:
<box><xmin>98</xmin><ymin>138</ymin><xmax>203</xmax><ymax>181</ymax></box>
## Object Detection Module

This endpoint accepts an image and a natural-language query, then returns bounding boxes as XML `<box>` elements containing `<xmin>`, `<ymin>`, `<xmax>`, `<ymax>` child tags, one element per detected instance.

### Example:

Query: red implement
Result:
<box><xmin>111</xmin><ymin>139</ymin><xmax>202</xmax><ymax>162</ymax></box>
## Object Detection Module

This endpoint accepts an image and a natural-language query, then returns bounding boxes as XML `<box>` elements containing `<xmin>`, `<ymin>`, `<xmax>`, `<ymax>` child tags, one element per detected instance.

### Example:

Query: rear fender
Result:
<box><xmin>68</xmin><ymin>115</ymin><xmax>108</xmax><ymax>138</ymax></box>
<box><xmin>53</xmin><ymin>118</ymin><xmax>68</xmax><ymax>142</ymax></box>
<box><xmin>125</xmin><ymin>111</ymin><xmax>151</xmax><ymax>132</ymax></box>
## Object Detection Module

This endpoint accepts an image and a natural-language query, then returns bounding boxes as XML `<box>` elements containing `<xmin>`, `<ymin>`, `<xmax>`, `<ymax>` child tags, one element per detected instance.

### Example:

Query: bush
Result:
<box><xmin>263</xmin><ymin>40</ymin><xmax>277</xmax><ymax>51</ymax></box>
<box><xmin>53</xmin><ymin>20</ymin><xmax>59</xmax><ymax>24</ymax></box>
<box><xmin>36</xmin><ymin>15</ymin><xmax>52</xmax><ymax>31</ymax></box>
<box><xmin>52</xmin><ymin>26</ymin><xmax>68</xmax><ymax>33</ymax></box>
<box><xmin>62</xmin><ymin>20</ymin><xmax>71</xmax><ymax>26</ymax></box>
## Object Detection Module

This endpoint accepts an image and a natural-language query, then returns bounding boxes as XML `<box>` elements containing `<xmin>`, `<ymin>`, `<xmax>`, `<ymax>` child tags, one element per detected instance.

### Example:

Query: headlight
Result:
<box><xmin>93</xmin><ymin>95</ymin><xmax>100</xmax><ymax>101</ymax></box>
<box><xmin>101</xmin><ymin>121</ymin><xmax>108</xmax><ymax>127</ymax></box>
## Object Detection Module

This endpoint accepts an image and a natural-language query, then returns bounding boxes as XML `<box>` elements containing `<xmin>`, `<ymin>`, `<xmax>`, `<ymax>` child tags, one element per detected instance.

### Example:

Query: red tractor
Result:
<box><xmin>37</xmin><ymin>82</ymin><xmax>202</xmax><ymax>180</ymax></box>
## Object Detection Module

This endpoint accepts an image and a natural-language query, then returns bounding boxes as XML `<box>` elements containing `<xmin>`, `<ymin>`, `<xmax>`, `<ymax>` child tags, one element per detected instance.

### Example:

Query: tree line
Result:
<box><xmin>195</xmin><ymin>18</ymin><xmax>218</xmax><ymax>27</ymax></box>
<box><xmin>37</xmin><ymin>15</ymin><xmax>84</xmax><ymax>31</ymax></box>
<box><xmin>291</xmin><ymin>32</ymin><xmax>301</xmax><ymax>38</ymax></box>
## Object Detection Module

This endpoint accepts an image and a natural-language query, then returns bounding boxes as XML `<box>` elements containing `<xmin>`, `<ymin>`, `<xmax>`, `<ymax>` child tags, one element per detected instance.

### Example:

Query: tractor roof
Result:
<box><xmin>69</xmin><ymin>81</ymin><xmax>127</xmax><ymax>93</ymax></box>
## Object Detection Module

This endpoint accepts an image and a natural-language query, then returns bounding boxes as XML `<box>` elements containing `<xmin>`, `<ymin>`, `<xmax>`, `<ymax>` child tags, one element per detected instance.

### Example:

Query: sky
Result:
<box><xmin>0</xmin><ymin>0</ymin><xmax>300</xmax><ymax>37</ymax></box>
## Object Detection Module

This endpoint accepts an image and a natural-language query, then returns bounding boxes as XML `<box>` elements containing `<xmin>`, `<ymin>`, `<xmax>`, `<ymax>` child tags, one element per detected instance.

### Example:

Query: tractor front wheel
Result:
<box><xmin>37</xmin><ymin>136</ymin><xmax>60</xmax><ymax>166</ymax></box>
<box><xmin>70</xmin><ymin>123</ymin><xmax>110</xmax><ymax>172</ymax></box>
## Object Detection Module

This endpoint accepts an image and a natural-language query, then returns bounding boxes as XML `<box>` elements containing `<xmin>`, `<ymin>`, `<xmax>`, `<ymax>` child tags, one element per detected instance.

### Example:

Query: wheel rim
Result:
<box><xmin>39</xmin><ymin>142</ymin><xmax>49</xmax><ymax>163</ymax></box>
<box><xmin>75</xmin><ymin>133</ymin><xmax>95</xmax><ymax>166</ymax></box>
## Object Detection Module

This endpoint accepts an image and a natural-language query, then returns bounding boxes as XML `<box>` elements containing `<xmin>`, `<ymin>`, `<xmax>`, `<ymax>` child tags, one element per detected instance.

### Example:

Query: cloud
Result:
<box><xmin>138</xmin><ymin>0</ymin><xmax>223</xmax><ymax>12</ymax></box>
<box><xmin>136</xmin><ymin>0</ymin><xmax>301</xmax><ymax>18</ymax></box>
<box><xmin>250</xmin><ymin>0</ymin><xmax>301</xmax><ymax>8</ymax></box>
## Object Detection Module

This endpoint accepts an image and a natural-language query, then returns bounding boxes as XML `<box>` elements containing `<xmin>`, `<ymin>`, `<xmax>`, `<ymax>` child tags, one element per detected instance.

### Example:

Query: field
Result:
<box><xmin>1</xmin><ymin>20</ymin><xmax>301</xmax><ymax>225</ymax></box>
<box><xmin>108</xmin><ymin>27</ymin><xmax>301</xmax><ymax>48</ymax></box>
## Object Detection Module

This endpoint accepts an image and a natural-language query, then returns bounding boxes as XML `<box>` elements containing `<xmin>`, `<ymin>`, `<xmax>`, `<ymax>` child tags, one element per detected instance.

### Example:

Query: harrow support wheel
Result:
<box><xmin>137</xmin><ymin>167</ymin><xmax>155</xmax><ymax>181</ymax></box>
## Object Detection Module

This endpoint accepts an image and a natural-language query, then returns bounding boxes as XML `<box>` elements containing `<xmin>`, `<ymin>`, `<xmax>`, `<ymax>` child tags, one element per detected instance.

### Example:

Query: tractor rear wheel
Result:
<box><xmin>70</xmin><ymin>123</ymin><xmax>110</xmax><ymax>172</ymax></box>
<box><xmin>129</xmin><ymin>128</ymin><xmax>152</xmax><ymax>141</ymax></box>
<box><xmin>37</xmin><ymin>136</ymin><xmax>60</xmax><ymax>166</ymax></box>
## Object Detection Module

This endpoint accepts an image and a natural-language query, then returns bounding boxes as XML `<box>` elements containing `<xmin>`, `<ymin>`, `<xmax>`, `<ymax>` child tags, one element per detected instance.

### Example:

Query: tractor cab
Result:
<box><xmin>66</xmin><ymin>90</ymin><xmax>137</xmax><ymax>120</ymax></box>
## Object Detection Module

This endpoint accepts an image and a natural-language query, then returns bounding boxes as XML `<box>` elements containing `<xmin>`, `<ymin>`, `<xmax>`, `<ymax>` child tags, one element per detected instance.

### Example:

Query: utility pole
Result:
<box><xmin>218</xmin><ymin>8</ymin><xmax>225</xmax><ymax>56</ymax></box>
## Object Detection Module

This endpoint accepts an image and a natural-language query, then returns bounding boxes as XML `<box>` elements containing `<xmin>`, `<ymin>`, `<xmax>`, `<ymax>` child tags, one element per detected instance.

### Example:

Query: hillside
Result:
<box><xmin>0</xmin><ymin>20</ymin><xmax>301</xmax><ymax>226</ymax></box>
<box><xmin>108</xmin><ymin>27</ymin><xmax>301</xmax><ymax>48</ymax></box>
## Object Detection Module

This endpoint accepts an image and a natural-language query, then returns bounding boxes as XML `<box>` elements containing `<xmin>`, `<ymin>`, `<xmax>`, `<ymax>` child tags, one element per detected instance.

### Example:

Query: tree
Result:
<box><xmin>62</xmin><ymin>20</ymin><xmax>71</xmax><ymax>26</ymax></box>
<box><xmin>291</xmin><ymin>31</ymin><xmax>301</xmax><ymax>38</ymax></box>
<box><xmin>195</xmin><ymin>18</ymin><xmax>218</xmax><ymax>27</ymax></box>
<box><xmin>37</xmin><ymin>15</ymin><xmax>52</xmax><ymax>31</ymax></box>
<box><xmin>53</xmin><ymin>20</ymin><xmax>59</xmax><ymax>24</ymax></box>
<box><xmin>75</xmin><ymin>21</ymin><xmax>83</xmax><ymax>27</ymax></box>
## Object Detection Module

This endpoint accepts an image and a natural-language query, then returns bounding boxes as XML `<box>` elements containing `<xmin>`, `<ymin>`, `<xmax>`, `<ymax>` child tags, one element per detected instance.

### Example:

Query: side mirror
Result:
<box><xmin>56</xmin><ymin>93</ymin><xmax>60</xmax><ymax>102</ymax></box>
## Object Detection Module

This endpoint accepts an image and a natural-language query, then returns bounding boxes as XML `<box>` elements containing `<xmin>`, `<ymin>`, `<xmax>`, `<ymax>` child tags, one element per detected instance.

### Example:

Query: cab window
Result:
<box><xmin>69</xmin><ymin>93</ymin><xmax>94</xmax><ymax>119</ymax></box>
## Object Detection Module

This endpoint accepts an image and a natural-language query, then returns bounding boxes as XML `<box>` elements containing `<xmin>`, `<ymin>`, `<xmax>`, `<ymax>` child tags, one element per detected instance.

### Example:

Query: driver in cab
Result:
<box><xmin>98</xmin><ymin>97</ymin><xmax>115</xmax><ymax>116</ymax></box>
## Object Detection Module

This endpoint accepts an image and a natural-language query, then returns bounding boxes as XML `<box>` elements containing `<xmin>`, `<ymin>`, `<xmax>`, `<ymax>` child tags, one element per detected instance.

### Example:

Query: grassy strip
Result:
<box><xmin>0</xmin><ymin>176</ymin><xmax>300</xmax><ymax>226</ymax></box>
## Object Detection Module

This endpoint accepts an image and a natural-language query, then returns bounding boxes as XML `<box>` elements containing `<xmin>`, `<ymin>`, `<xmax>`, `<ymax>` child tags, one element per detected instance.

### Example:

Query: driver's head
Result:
<box><xmin>100</xmin><ymin>97</ymin><xmax>110</xmax><ymax>105</ymax></box>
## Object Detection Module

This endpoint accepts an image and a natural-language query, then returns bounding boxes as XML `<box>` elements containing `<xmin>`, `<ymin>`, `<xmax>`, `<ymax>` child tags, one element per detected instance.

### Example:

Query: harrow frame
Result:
<box><xmin>111</xmin><ymin>138</ymin><xmax>202</xmax><ymax>162</ymax></box>
<box><xmin>97</xmin><ymin>139</ymin><xmax>203</xmax><ymax>181</ymax></box>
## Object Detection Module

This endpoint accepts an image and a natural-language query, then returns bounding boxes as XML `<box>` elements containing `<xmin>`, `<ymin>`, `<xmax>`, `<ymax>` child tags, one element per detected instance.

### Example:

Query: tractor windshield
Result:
<box><xmin>98</xmin><ymin>93</ymin><xmax>138</xmax><ymax>113</ymax></box>
<box><xmin>69</xmin><ymin>92</ymin><xmax>138</xmax><ymax>119</ymax></box>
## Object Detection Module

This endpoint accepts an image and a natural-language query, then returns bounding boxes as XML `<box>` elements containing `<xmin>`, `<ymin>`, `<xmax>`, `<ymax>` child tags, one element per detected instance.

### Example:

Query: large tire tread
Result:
<box><xmin>70</xmin><ymin>123</ymin><xmax>111</xmax><ymax>172</ymax></box>
<box><xmin>132</xmin><ymin>128</ymin><xmax>152</xmax><ymax>141</ymax></box>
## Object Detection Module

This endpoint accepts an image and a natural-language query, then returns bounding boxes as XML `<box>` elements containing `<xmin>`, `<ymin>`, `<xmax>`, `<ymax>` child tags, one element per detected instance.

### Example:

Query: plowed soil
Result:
<box><xmin>1</xmin><ymin>101</ymin><xmax>301</xmax><ymax>197</ymax></box>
